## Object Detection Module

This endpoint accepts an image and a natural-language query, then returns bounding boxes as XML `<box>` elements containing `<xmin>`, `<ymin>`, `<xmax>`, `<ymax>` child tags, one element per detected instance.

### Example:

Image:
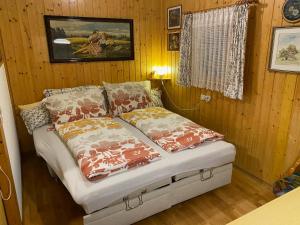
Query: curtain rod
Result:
<box><xmin>183</xmin><ymin>0</ymin><xmax>258</xmax><ymax>15</ymax></box>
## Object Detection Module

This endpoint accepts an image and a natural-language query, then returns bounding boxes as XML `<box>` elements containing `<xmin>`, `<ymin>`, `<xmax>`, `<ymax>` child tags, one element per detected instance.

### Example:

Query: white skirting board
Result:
<box><xmin>83</xmin><ymin>163</ymin><xmax>233</xmax><ymax>225</ymax></box>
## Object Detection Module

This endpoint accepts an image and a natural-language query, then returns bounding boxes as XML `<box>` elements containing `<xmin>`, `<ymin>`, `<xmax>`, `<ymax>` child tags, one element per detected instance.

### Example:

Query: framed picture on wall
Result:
<box><xmin>167</xmin><ymin>5</ymin><xmax>182</xmax><ymax>29</ymax></box>
<box><xmin>269</xmin><ymin>26</ymin><xmax>300</xmax><ymax>73</ymax></box>
<box><xmin>44</xmin><ymin>15</ymin><xmax>134</xmax><ymax>63</ymax></box>
<box><xmin>168</xmin><ymin>32</ymin><xmax>180</xmax><ymax>51</ymax></box>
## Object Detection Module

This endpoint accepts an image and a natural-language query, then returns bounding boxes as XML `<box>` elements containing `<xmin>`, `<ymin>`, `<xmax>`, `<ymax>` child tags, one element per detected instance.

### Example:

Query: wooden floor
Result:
<box><xmin>22</xmin><ymin>154</ymin><xmax>275</xmax><ymax>225</ymax></box>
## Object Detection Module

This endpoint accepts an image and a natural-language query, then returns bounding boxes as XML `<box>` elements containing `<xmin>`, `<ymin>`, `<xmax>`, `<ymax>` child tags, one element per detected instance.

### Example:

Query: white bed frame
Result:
<box><xmin>82</xmin><ymin>163</ymin><xmax>233</xmax><ymax>225</ymax></box>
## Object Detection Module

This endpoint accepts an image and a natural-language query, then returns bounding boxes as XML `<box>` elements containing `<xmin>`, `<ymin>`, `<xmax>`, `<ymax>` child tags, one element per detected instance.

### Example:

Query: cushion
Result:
<box><xmin>44</xmin><ymin>89</ymin><xmax>108</xmax><ymax>124</ymax></box>
<box><xmin>273</xmin><ymin>172</ymin><xmax>300</xmax><ymax>197</ymax></box>
<box><xmin>149</xmin><ymin>88</ymin><xmax>163</xmax><ymax>107</ymax></box>
<box><xmin>43</xmin><ymin>85</ymin><xmax>104</xmax><ymax>97</ymax></box>
<box><xmin>19</xmin><ymin>102</ymin><xmax>51</xmax><ymax>135</ymax></box>
<box><xmin>44</xmin><ymin>85</ymin><xmax>110</xmax><ymax>117</ymax></box>
<box><xmin>138</xmin><ymin>80</ymin><xmax>151</xmax><ymax>94</ymax></box>
<box><xmin>103</xmin><ymin>81</ymin><xmax>152</xmax><ymax>116</ymax></box>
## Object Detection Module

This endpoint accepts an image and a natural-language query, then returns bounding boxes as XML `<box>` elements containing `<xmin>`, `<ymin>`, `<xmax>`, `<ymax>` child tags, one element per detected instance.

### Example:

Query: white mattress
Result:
<box><xmin>33</xmin><ymin>118</ymin><xmax>235</xmax><ymax>214</ymax></box>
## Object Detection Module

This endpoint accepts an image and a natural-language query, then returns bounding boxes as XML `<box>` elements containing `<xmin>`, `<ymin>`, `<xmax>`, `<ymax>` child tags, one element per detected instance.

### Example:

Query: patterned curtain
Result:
<box><xmin>177</xmin><ymin>14</ymin><xmax>193</xmax><ymax>87</ymax></box>
<box><xmin>177</xmin><ymin>4</ymin><xmax>249</xmax><ymax>100</ymax></box>
<box><xmin>224</xmin><ymin>4</ymin><xmax>249</xmax><ymax>99</ymax></box>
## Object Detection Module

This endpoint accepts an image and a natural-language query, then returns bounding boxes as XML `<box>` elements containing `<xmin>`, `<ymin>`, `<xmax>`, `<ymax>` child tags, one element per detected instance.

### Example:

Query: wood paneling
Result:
<box><xmin>0</xmin><ymin>199</ymin><xmax>7</xmax><ymax>225</ymax></box>
<box><xmin>0</xmin><ymin>0</ymin><xmax>164</xmax><ymax>153</ymax></box>
<box><xmin>162</xmin><ymin>0</ymin><xmax>300</xmax><ymax>183</ymax></box>
<box><xmin>22</xmin><ymin>154</ymin><xmax>274</xmax><ymax>225</ymax></box>
<box><xmin>0</xmin><ymin>41</ymin><xmax>2</xmax><ymax>64</ymax></box>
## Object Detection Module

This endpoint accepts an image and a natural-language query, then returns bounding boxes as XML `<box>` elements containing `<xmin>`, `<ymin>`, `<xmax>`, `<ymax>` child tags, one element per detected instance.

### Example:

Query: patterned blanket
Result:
<box><xmin>55</xmin><ymin>118</ymin><xmax>161</xmax><ymax>181</ymax></box>
<box><xmin>120</xmin><ymin>107</ymin><xmax>223</xmax><ymax>152</ymax></box>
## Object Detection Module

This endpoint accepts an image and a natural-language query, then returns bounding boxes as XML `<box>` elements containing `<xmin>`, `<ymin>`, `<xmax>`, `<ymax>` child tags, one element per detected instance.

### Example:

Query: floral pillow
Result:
<box><xmin>43</xmin><ymin>85</ymin><xmax>104</xmax><ymax>97</ymax></box>
<box><xmin>44</xmin><ymin>89</ymin><xmax>108</xmax><ymax>124</ymax></box>
<box><xmin>149</xmin><ymin>88</ymin><xmax>163</xmax><ymax>107</ymax></box>
<box><xmin>103</xmin><ymin>81</ymin><xmax>152</xmax><ymax>116</ymax></box>
<box><xmin>19</xmin><ymin>101</ymin><xmax>51</xmax><ymax>135</ymax></box>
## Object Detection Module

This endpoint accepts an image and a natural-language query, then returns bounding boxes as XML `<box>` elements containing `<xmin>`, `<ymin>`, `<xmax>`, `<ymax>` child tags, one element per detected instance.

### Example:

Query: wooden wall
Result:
<box><xmin>0</xmin><ymin>0</ymin><xmax>164</xmax><ymax>153</ymax></box>
<box><xmin>162</xmin><ymin>0</ymin><xmax>300</xmax><ymax>183</ymax></box>
<box><xmin>0</xmin><ymin>32</ymin><xmax>3</xmax><ymax>64</ymax></box>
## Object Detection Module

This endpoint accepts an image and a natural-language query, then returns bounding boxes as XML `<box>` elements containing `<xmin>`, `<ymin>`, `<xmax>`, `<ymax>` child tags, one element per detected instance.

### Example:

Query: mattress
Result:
<box><xmin>33</xmin><ymin>118</ymin><xmax>235</xmax><ymax>214</ymax></box>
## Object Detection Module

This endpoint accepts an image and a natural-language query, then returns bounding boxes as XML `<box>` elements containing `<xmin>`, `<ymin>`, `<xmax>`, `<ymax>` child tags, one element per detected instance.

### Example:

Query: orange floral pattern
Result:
<box><xmin>103</xmin><ymin>82</ymin><xmax>152</xmax><ymax>116</ymax></box>
<box><xmin>44</xmin><ymin>89</ymin><xmax>108</xmax><ymax>124</ymax></box>
<box><xmin>55</xmin><ymin>118</ymin><xmax>161</xmax><ymax>181</ymax></box>
<box><xmin>121</xmin><ymin>107</ymin><xmax>224</xmax><ymax>152</ymax></box>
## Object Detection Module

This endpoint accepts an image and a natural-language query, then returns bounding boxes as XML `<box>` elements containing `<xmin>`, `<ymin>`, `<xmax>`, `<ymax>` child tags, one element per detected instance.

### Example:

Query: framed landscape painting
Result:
<box><xmin>269</xmin><ymin>27</ymin><xmax>300</xmax><ymax>73</ymax></box>
<box><xmin>44</xmin><ymin>16</ymin><xmax>134</xmax><ymax>63</ymax></box>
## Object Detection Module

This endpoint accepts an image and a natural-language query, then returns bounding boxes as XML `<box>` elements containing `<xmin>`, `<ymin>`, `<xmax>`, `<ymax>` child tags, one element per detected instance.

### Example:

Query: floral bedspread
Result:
<box><xmin>55</xmin><ymin>117</ymin><xmax>161</xmax><ymax>181</ymax></box>
<box><xmin>120</xmin><ymin>107</ymin><xmax>224</xmax><ymax>152</ymax></box>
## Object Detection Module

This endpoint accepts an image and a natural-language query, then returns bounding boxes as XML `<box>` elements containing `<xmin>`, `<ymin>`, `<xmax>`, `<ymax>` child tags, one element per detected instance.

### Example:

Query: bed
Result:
<box><xmin>33</xmin><ymin>117</ymin><xmax>235</xmax><ymax>225</ymax></box>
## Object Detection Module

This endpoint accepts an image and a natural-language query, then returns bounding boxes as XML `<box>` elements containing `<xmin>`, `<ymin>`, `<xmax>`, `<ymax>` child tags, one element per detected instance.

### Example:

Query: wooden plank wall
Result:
<box><xmin>0</xmin><ymin>31</ymin><xmax>3</xmax><ymax>64</ymax></box>
<box><xmin>0</xmin><ymin>0</ymin><xmax>164</xmax><ymax>153</ymax></box>
<box><xmin>162</xmin><ymin>0</ymin><xmax>300</xmax><ymax>183</ymax></box>
<box><xmin>1</xmin><ymin>0</ymin><xmax>300</xmax><ymax>184</ymax></box>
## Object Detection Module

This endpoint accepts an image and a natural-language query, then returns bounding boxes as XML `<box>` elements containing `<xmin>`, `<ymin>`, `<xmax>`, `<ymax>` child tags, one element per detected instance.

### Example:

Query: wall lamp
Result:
<box><xmin>150</xmin><ymin>66</ymin><xmax>171</xmax><ymax>80</ymax></box>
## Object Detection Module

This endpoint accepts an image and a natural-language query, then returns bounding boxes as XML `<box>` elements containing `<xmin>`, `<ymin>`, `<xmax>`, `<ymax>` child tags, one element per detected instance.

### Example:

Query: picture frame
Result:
<box><xmin>167</xmin><ymin>5</ymin><xmax>182</xmax><ymax>30</ymax></box>
<box><xmin>44</xmin><ymin>15</ymin><xmax>134</xmax><ymax>63</ymax></box>
<box><xmin>282</xmin><ymin>0</ymin><xmax>300</xmax><ymax>23</ymax></box>
<box><xmin>269</xmin><ymin>26</ymin><xmax>300</xmax><ymax>73</ymax></box>
<box><xmin>168</xmin><ymin>32</ymin><xmax>180</xmax><ymax>51</ymax></box>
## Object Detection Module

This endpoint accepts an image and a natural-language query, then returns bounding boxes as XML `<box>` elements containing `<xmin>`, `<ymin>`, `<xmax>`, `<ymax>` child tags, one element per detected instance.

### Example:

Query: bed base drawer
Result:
<box><xmin>83</xmin><ymin>163</ymin><xmax>233</xmax><ymax>225</ymax></box>
<box><xmin>106</xmin><ymin>178</ymin><xmax>171</xmax><ymax>207</ymax></box>
<box><xmin>171</xmin><ymin>163</ymin><xmax>233</xmax><ymax>205</ymax></box>
<box><xmin>174</xmin><ymin>162</ymin><xmax>233</xmax><ymax>181</ymax></box>
<box><xmin>83</xmin><ymin>185</ymin><xmax>171</xmax><ymax>225</ymax></box>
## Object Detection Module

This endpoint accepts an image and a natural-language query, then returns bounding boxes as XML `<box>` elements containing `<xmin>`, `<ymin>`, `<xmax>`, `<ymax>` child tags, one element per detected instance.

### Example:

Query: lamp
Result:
<box><xmin>151</xmin><ymin>65</ymin><xmax>198</xmax><ymax>111</ymax></box>
<box><xmin>151</xmin><ymin>66</ymin><xmax>171</xmax><ymax>80</ymax></box>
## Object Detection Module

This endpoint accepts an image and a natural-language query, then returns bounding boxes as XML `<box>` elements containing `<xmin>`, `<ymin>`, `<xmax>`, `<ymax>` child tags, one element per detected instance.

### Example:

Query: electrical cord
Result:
<box><xmin>0</xmin><ymin>166</ymin><xmax>12</xmax><ymax>201</ymax></box>
<box><xmin>161</xmin><ymin>80</ymin><xmax>201</xmax><ymax>111</ymax></box>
